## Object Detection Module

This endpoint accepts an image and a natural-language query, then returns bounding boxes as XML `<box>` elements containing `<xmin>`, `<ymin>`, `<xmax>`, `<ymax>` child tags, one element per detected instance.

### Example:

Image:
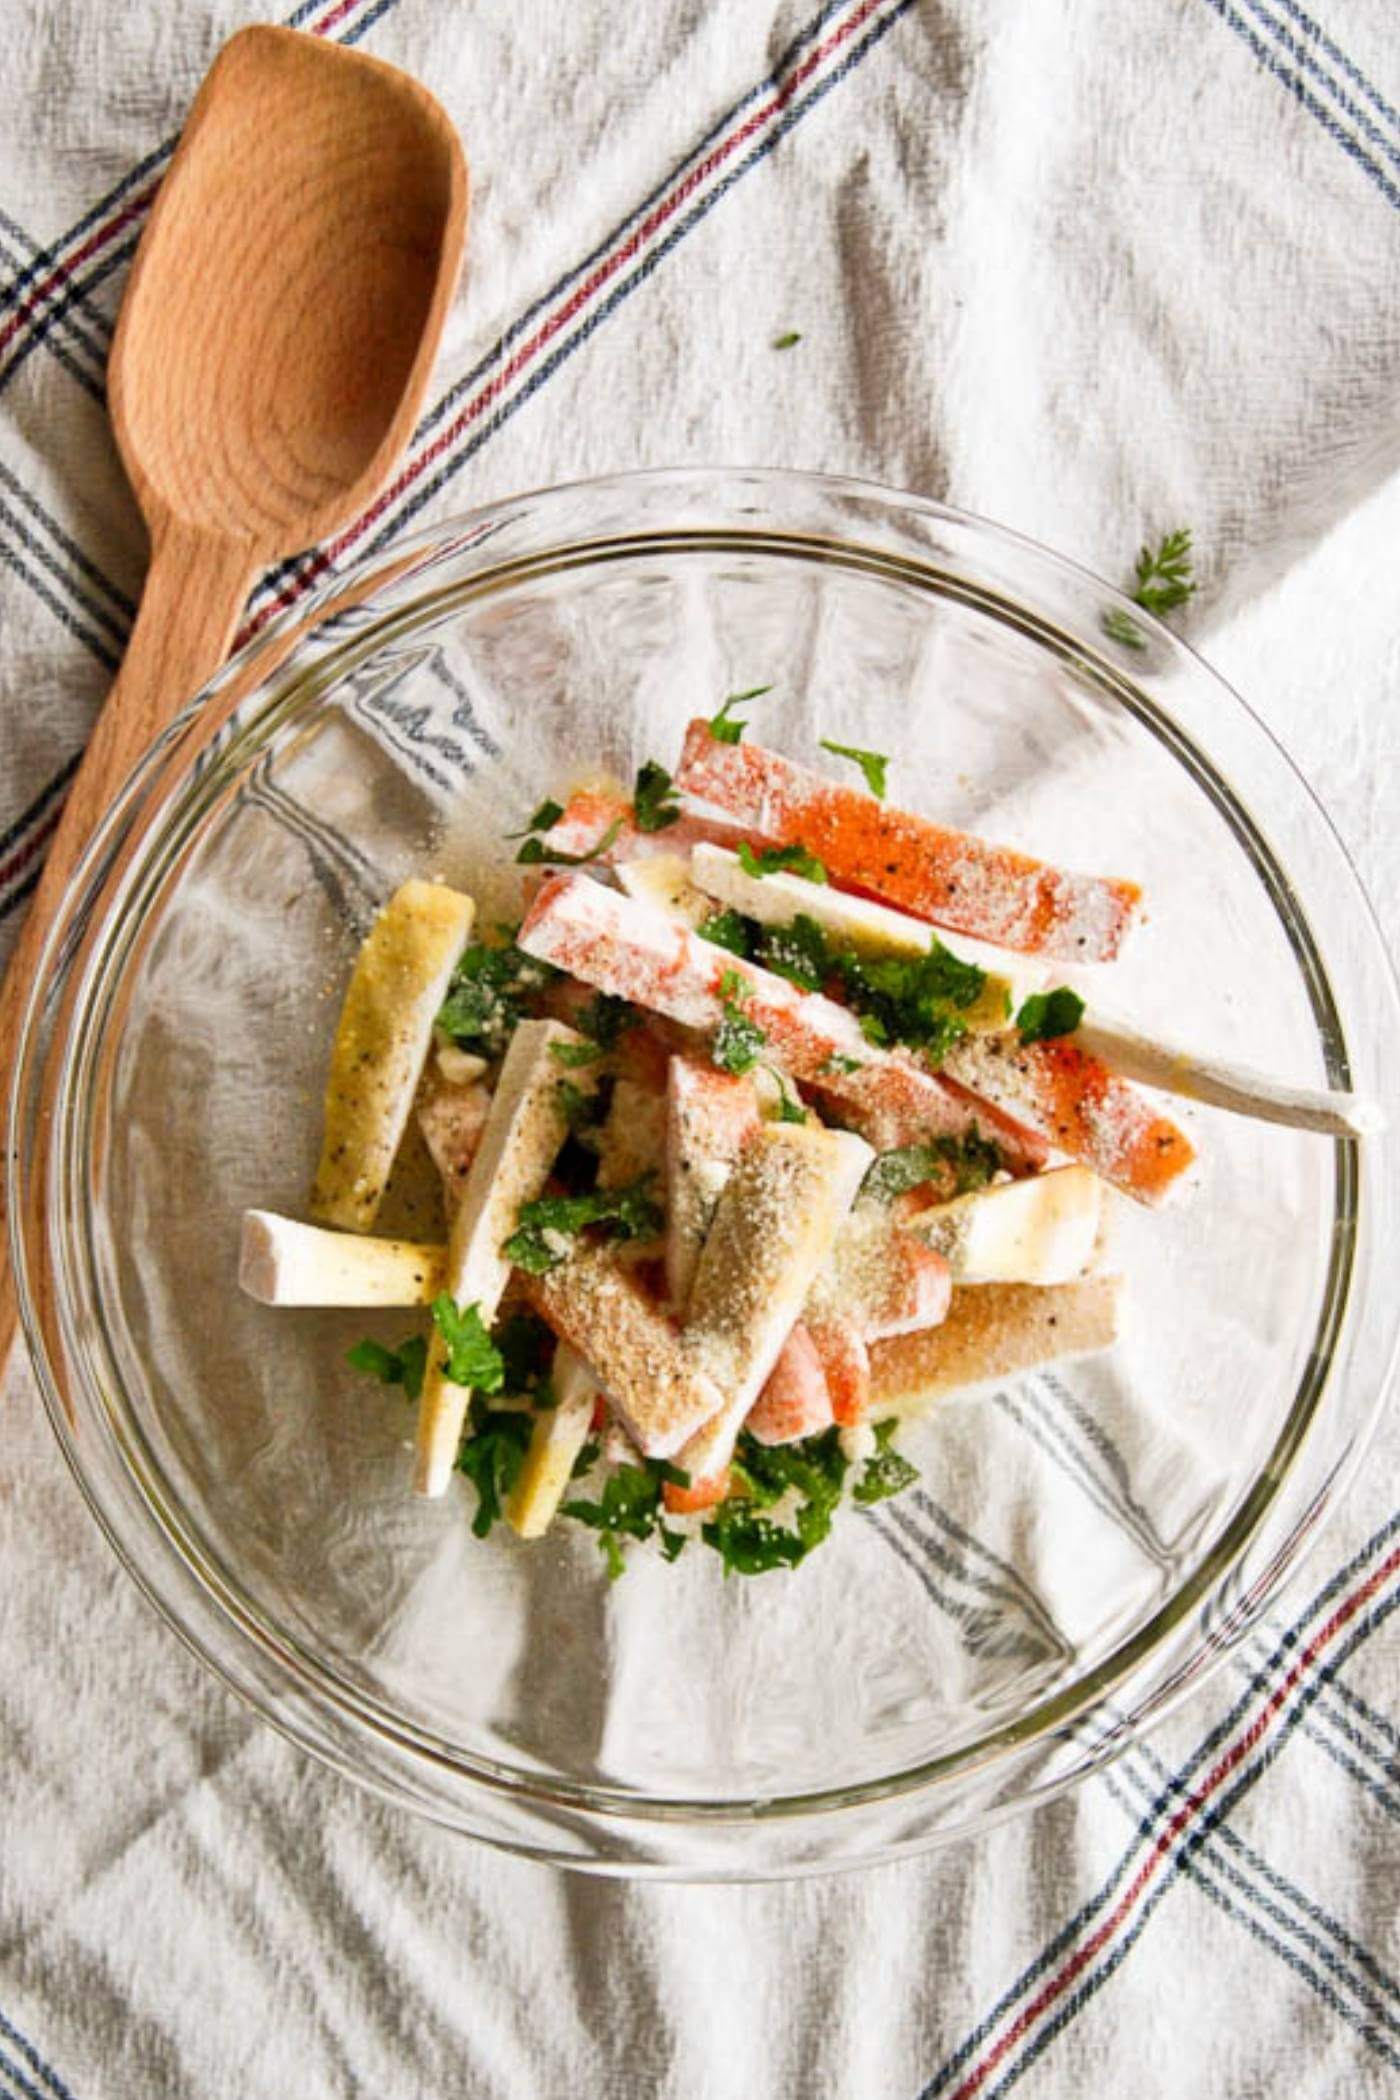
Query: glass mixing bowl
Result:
<box><xmin>11</xmin><ymin>469</ymin><xmax>1400</xmax><ymax>1877</ymax></box>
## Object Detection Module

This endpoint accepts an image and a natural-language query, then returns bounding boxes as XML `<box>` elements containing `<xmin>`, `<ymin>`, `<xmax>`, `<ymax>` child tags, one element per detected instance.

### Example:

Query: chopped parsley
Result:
<box><xmin>705</xmin><ymin>1429</ymin><xmax>848</xmax><ymax>1574</ymax></box>
<box><xmin>515</xmin><ymin>817</ymin><xmax>623</xmax><ymax>867</ymax></box>
<box><xmin>712</xmin><ymin>971</ymin><xmax>767</xmax><ymax>1076</ymax></box>
<box><xmin>708</xmin><ymin>686</ymin><xmax>772</xmax><ymax>744</ymax></box>
<box><xmin>432</xmin><ymin>1295</ymin><xmax>506</xmax><ymax>1393</ymax></box>
<box><xmin>701</xmin><ymin>906</ymin><xmax>989</xmax><ymax>1060</ymax></box>
<box><xmin>456</xmin><ymin>1399</ymin><xmax>532</xmax><ymax>1537</ymax></box>
<box><xmin>1132</xmin><ymin>527</ymin><xmax>1196</xmax><ymax>617</ymax></box>
<box><xmin>852</xmin><ymin>1420</ymin><xmax>920</xmax><ymax>1504</ymax></box>
<box><xmin>860</xmin><ymin>1129</ymin><xmax>1002</xmax><ymax>1204</ymax></box>
<box><xmin>822</xmin><ymin>1051</ymin><xmax>864</xmax><ymax>1076</ymax></box>
<box><xmin>346</xmin><ymin>1332</ymin><xmax>428</xmax><ymax>1402</ymax></box>
<box><xmin>836</xmin><ymin>944</ymin><xmax>987</xmax><ymax>1061</ymax></box>
<box><xmin>1102</xmin><ymin>527</ymin><xmax>1197</xmax><ymax>650</ymax></box>
<box><xmin>550</xmin><ymin>1037</ymin><xmax>604</xmax><ymax>1068</ymax></box>
<box><xmin>502</xmin><ymin>1172</ymin><xmax>664</xmax><ymax>1274</ymax></box>
<box><xmin>556</xmin><ymin>1077</ymin><xmax>600</xmax><ymax>1135</ymax></box>
<box><xmin>437</xmin><ymin>935</ymin><xmax>555</xmax><ymax>1055</ymax></box>
<box><xmin>819</xmin><ymin>739</ymin><xmax>889</xmax><ymax>799</ymax></box>
<box><xmin>763</xmin><ymin>1066</ymin><xmax>808</xmax><ymax>1123</ymax></box>
<box><xmin>773</xmin><ymin>330</ymin><xmax>802</xmax><ymax>350</ymax></box>
<box><xmin>494</xmin><ymin>1310</ymin><xmax>556</xmax><ymax>1396</ymax></box>
<box><xmin>576</xmin><ymin>992</ymin><xmax>642</xmax><ymax>1051</ymax></box>
<box><xmin>737</xmin><ymin>839</ymin><xmax>828</xmax><ymax>884</ymax></box>
<box><xmin>1015</xmin><ymin>987</ymin><xmax>1085</xmax><ymax>1045</ymax></box>
<box><xmin>563</xmin><ymin>1461</ymin><xmax>688</xmax><ymax>1578</ymax></box>
<box><xmin>759</xmin><ymin>912</ymin><xmax>830</xmax><ymax>991</ymax></box>
<box><xmin>1100</xmin><ymin>606</ymin><xmax>1146</xmax><ymax>652</ymax></box>
<box><xmin>507</xmin><ymin>797</ymin><xmax>565</xmax><ymax>838</ymax></box>
<box><xmin>697</xmin><ymin>907</ymin><xmax>755</xmax><ymax>958</ymax></box>
<box><xmin>632</xmin><ymin>760</ymin><xmax>682</xmax><ymax>833</ymax></box>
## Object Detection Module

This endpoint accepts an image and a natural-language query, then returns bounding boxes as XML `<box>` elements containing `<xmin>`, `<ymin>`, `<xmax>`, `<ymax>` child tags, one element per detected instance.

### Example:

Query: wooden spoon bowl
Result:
<box><xmin>112</xmin><ymin>27</ymin><xmax>464</xmax><ymax>544</ymax></box>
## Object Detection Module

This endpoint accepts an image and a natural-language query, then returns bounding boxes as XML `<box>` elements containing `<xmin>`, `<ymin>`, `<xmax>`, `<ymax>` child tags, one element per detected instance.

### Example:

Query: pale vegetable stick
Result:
<box><xmin>595</xmin><ymin>1078</ymin><xmax>669</xmax><ymax>1192</ymax></box>
<box><xmin>239</xmin><ymin>1211</ymin><xmax>445</xmax><ymax>1307</ymax></box>
<box><xmin>616</xmin><ymin>854</ymin><xmax>715</xmax><ymax>929</ymax></box>
<box><xmin>812</xmin><ymin>1212</ymin><xmax>953</xmax><ymax>1339</ymax></box>
<box><xmin>518</xmin><ymin>871</ymin><xmax>1030</xmax><ymax>1158</ymax></box>
<box><xmin>940</xmin><ymin>1031</ymin><xmax>1193</xmax><ymax>1205</ymax></box>
<box><xmin>504</xmin><ymin>1344</ymin><xmax>599</xmax><ymax>1539</ymax></box>
<box><xmin>903</xmin><ymin>1164</ymin><xmax>1102</xmax><ymax>1285</ymax></box>
<box><xmin>677</xmin><ymin>1124</ymin><xmax>872</xmax><ymax>1482</ymax></box>
<box><xmin>868</xmin><ymin>1275</ymin><xmax>1123</xmax><ymax>1421</ymax></box>
<box><xmin>414</xmin><ymin>1020</ymin><xmax>596</xmax><ymax>1497</ymax></box>
<box><xmin>675</xmin><ymin>722</ymin><xmax>1141</xmax><ymax>962</ymax></box>
<box><xmin>311</xmin><ymin>879</ymin><xmax>475</xmax><ymax>1230</ymax></box>
<box><xmin>416</xmin><ymin>1076</ymin><xmax>493</xmax><ymax>1216</ymax></box>
<box><xmin>523</xmin><ymin>1244</ymin><xmax>726</xmax><ymax>1458</ymax></box>
<box><xmin>687</xmin><ymin>843</ymin><xmax>1041</xmax><ymax>1029</ymax></box>
<box><xmin>665</xmin><ymin>1056</ymin><xmax>763</xmax><ymax>1309</ymax></box>
<box><xmin>1074</xmin><ymin>1013</ymin><xmax>1382</xmax><ymax>1138</ymax></box>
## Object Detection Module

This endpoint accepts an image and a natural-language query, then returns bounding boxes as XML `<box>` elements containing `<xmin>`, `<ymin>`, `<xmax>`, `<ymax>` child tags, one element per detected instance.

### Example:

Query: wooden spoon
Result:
<box><xmin>0</xmin><ymin>25</ymin><xmax>467</xmax><ymax>1376</ymax></box>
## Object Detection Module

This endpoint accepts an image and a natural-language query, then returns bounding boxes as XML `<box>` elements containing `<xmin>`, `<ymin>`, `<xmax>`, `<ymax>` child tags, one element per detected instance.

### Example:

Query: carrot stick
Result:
<box><xmin>674</xmin><ymin>722</ymin><xmax>1141</xmax><ymax>964</ymax></box>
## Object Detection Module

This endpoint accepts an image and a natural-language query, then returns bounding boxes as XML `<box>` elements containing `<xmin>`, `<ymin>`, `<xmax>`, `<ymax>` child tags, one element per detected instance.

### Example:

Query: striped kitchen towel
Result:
<box><xmin>1</xmin><ymin>1</ymin><xmax>1398</xmax><ymax>2094</ymax></box>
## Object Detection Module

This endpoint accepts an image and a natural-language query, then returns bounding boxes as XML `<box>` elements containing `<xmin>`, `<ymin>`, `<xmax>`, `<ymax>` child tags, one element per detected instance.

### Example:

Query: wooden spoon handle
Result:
<box><xmin>0</xmin><ymin>521</ymin><xmax>261</xmax><ymax>1377</ymax></box>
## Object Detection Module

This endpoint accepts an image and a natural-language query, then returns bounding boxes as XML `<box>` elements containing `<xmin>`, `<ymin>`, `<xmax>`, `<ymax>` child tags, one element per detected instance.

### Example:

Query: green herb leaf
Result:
<box><xmin>515</xmin><ymin>818</ymin><xmax>623</xmax><ymax>867</ymax></box>
<box><xmin>506</xmin><ymin>798</ymin><xmax>565</xmax><ymax>838</ymax></box>
<box><xmin>556</xmin><ymin>1078</ymin><xmax>599</xmax><ymax>1134</ymax></box>
<box><xmin>570</xmin><ymin>1437</ymin><xmax>601</xmax><ymax>1480</ymax></box>
<box><xmin>819</xmin><ymin>739</ymin><xmax>889</xmax><ymax>799</ymax></box>
<box><xmin>697</xmin><ymin>908</ymin><xmax>755</xmax><ymax>958</ymax></box>
<box><xmin>822</xmin><ymin>1052</ymin><xmax>864</xmax><ymax>1076</ymax></box>
<box><xmin>860</xmin><ymin>1130</ymin><xmax>1002</xmax><ymax>1204</ymax></box>
<box><xmin>431</xmin><ymin>1296</ymin><xmax>506</xmax><ymax>1393</ymax></box>
<box><xmin>712</xmin><ymin>970</ymin><xmax>767</xmax><ymax>1076</ymax></box>
<box><xmin>1100</xmin><ymin>606</ymin><xmax>1147</xmax><ymax>652</ymax></box>
<box><xmin>1132</xmin><ymin>527</ymin><xmax>1196</xmax><ymax>618</ymax></box>
<box><xmin>704</xmin><ymin>1429</ymin><xmax>848</xmax><ymax>1575</ymax></box>
<box><xmin>713</xmin><ymin>1009</ymin><xmax>767</xmax><ymax>1076</ymax></box>
<box><xmin>493</xmin><ymin>1310</ymin><xmax>556</xmax><ymax>1396</ymax></box>
<box><xmin>708</xmin><ymin>686</ymin><xmax>772</xmax><ymax>744</ymax></box>
<box><xmin>632</xmin><ymin>760</ymin><xmax>683</xmax><ymax>834</ymax></box>
<box><xmin>456</xmin><ymin>1400</ymin><xmax>532</xmax><ymax>1536</ymax></box>
<box><xmin>436</xmin><ymin>934</ymin><xmax>556</xmax><ymax>1055</ymax></box>
<box><xmin>737</xmin><ymin>839</ymin><xmax>828</xmax><ymax>884</ymax></box>
<box><xmin>549</xmin><ymin>1037</ymin><xmax>604</xmax><ymax>1068</ymax></box>
<box><xmin>763</xmin><ymin>1066</ymin><xmax>808</xmax><ymax>1123</ymax></box>
<box><xmin>835</xmin><ymin>943</ymin><xmax>984</xmax><ymax>1060</ymax></box>
<box><xmin>772</xmin><ymin>330</ymin><xmax>802</xmax><ymax>350</ymax></box>
<box><xmin>852</xmin><ymin>1420</ymin><xmax>919</xmax><ymax>1505</ymax></box>
<box><xmin>758</xmin><ymin>912</ymin><xmax>830</xmax><ymax>991</ymax></box>
<box><xmin>502</xmin><ymin>1173</ymin><xmax>665</xmax><ymax>1275</ymax></box>
<box><xmin>346</xmin><ymin>1332</ymin><xmax>428</xmax><ymax>1403</ymax></box>
<box><xmin>576</xmin><ymin>993</ymin><xmax>642</xmax><ymax>1051</ymax></box>
<box><xmin>1015</xmin><ymin>987</ymin><xmax>1086</xmax><ymax>1045</ymax></box>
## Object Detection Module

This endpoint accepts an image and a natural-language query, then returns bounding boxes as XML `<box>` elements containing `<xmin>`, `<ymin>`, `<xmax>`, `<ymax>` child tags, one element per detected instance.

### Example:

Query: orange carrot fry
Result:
<box><xmin>518</xmin><ymin>871</ymin><xmax>1007</xmax><ymax>1152</ymax></box>
<box><xmin>663</xmin><ymin>1469</ymin><xmax>732</xmax><ymax>1515</ymax></box>
<box><xmin>806</xmin><ymin>1317</ymin><xmax>872</xmax><ymax>1426</ymax></box>
<box><xmin>940</xmin><ymin>1033</ymin><xmax>1194</xmax><ymax>1204</ymax></box>
<box><xmin>674</xmin><ymin>722</ymin><xmax>1141</xmax><ymax>964</ymax></box>
<box><xmin>746</xmin><ymin>1324</ymin><xmax>834</xmax><ymax>1445</ymax></box>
